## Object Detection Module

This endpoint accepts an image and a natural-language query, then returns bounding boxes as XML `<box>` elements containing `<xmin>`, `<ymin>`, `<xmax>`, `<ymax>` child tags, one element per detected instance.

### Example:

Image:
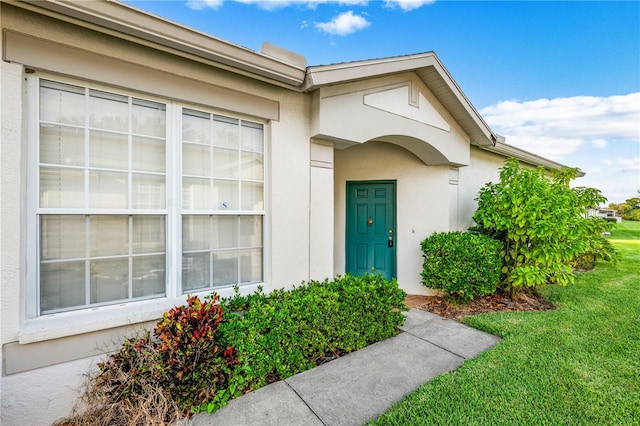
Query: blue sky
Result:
<box><xmin>126</xmin><ymin>0</ymin><xmax>640</xmax><ymax>204</ymax></box>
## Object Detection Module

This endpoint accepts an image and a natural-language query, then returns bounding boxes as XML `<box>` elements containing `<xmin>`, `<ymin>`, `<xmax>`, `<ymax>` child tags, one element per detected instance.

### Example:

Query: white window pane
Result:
<box><xmin>183</xmin><ymin>143</ymin><xmax>211</xmax><ymax>176</ymax></box>
<box><xmin>240</xmin><ymin>121</ymin><xmax>263</xmax><ymax>153</ymax></box>
<box><xmin>132</xmin><ymin>174</ymin><xmax>166</xmax><ymax>210</ymax></box>
<box><xmin>213</xmin><ymin>147</ymin><xmax>239</xmax><ymax>179</ymax></box>
<box><xmin>133</xmin><ymin>255</ymin><xmax>165</xmax><ymax>298</ymax></box>
<box><xmin>239</xmin><ymin>216</ymin><xmax>262</xmax><ymax>248</ymax></box>
<box><xmin>40</xmin><ymin>80</ymin><xmax>85</xmax><ymax>126</ymax></box>
<box><xmin>90</xmin><ymin>171</ymin><xmax>128</xmax><ymax>209</ymax></box>
<box><xmin>132</xmin><ymin>99</ymin><xmax>166</xmax><ymax>138</ymax></box>
<box><xmin>89</xmin><ymin>90</ymin><xmax>128</xmax><ymax>132</ymax></box>
<box><xmin>40</xmin><ymin>166</ymin><xmax>85</xmax><ymax>209</ymax></box>
<box><xmin>182</xmin><ymin>215</ymin><xmax>210</xmax><ymax>251</ymax></box>
<box><xmin>40</xmin><ymin>215</ymin><xmax>86</xmax><ymax>260</ymax></box>
<box><xmin>183</xmin><ymin>177</ymin><xmax>211</xmax><ymax>210</ymax></box>
<box><xmin>40</xmin><ymin>124</ymin><xmax>85</xmax><ymax>166</ymax></box>
<box><xmin>240</xmin><ymin>248</ymin><xmax>262</xmax><ymax>284</ymax></box>
<box><xmin>183</xmin><ymin>109</ymin><xmax>211</xmax><ymax>145</ymax></box>
<box><xmin>133</xmin><ymin>136</ymin><xmax>165</xmax><ymax>173</ymax></box>
<box><xmin>40</xmin><ymin>261</ymin><xmax>86</xmax><ymax>312</ymax></box>
<box><xmin>90</xmin><ymin>258</ymin><xmax>129</xmax><ymax>303</ymax></box>
<box><xmin>212</xmin><ymin>250</ymin><xmax>238</xmax><ymax>287</ymax></box>
<box><xmin>212</xmin><ymin>216</ymin><xmax>237</xmax><ymax>249</ymax></box>
<box><xmin>133</xmin><ymin>216</ymin><xmax>165</xmax><ymax>254</ymax></box>
<box><xmin>212</xmin><ymin>115</ymin><xmax>239</xmax><ymax>149</ymax></box>
<box><xmin>240</xmin><ymin>152</ymin><xmax>264</xmax><ymax>181</ymax></box>
<box><xmin>89</xmin><ymin>130</ymin><xmax>128</xmax><ymax>170</ymax></box>
<box><xmin>182</xmin><ymin>252</ymin><xmax>210</xmax><ymax>292</ymax></box>
<box><xmin>241</xmin><ymin>181</ymin><xmax>264</xmax><ymax>211</ymax></box>
<box><xmin>90</xmin><ymin>216</ymin><xmax>128</xmax><ymax>257</ymax></box>
<box><xmin>213</xmin><ymin>180</ymin><xmax>238</xmax><ymax>210</ymax></box>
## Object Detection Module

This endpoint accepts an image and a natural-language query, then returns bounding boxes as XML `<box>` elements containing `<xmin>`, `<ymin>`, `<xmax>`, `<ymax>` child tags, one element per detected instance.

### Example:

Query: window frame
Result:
<box><xmin>25</xmin><ymin>73</ymin><xmax>268</xmax><ymax>330</ymax></box>
<box><xmin>180</xmin><ymin>107</ymin><xmax>265</xmax><ymax>293</ymax></box>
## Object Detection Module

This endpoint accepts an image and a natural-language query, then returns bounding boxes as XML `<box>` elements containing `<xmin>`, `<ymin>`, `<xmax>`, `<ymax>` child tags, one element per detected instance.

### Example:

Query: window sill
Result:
<box><xmin>19</xmin><ymin>283</ymin><xmax>265</xmax><ymax>344</ymax></box>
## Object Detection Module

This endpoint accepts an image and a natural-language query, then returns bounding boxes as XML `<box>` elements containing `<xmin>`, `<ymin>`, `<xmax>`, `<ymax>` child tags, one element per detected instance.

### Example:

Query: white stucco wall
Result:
<box><xmin>1</xmin><ymin>60</ymin><xmax>26</xmax><ymax>381</ymax></box>
<box><xmin>458</xmin><ymin>146</ymin><xmax>506</xmax><ymax>230</ymax></box>
<box><xmin>334</xmin><ymin>141</ymin><xmax>450</xmax><ymax>296</ymax></box>
<box><xmin>269</xmin><ymin>90</ymin><xmax>312</xmax><ymax>288</ymax></box>
<box><xmin>1</xmin><ymin>356</ymin><xmax>99</xmax><ymax>425</ymax></box>
<box><xmin>309</xmin><ymin>140</ymin><xmax>335</xmax><ymax>281</ymax></box>
<box><xmin>0</xmin><ymin>5</ymin><xmax>314</xmax><ymax>424</ymax></box>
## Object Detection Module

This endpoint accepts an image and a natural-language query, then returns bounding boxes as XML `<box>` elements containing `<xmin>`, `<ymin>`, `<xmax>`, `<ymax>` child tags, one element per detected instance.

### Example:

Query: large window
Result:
<box><xmin>181</xmin><ymin>109</ymin><xmax>264</xmax><ymax>292</ymax></box>
<box><xmin>34</xmin><ymin>78</ymin><xmax>265</xmax><ymax>316</ymax></box>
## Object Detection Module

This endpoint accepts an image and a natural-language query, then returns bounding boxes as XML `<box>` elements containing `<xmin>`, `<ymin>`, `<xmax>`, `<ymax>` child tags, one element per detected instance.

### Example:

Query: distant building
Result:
<box><xmin>587</xmin><ymin>208</ymin><xmax>622</xmax><ymax>223</ymax></box>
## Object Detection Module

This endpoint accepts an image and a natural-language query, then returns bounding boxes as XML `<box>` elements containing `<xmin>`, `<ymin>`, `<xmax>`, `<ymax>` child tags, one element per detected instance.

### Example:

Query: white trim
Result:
<box><xmin>18</xmin><ymin>284</ymin><xmax>264</xmax><ymax>344</ymax></box>
<box><xmin>26</xmin><ymin>75</ymin><xmax>40</xmax><ymax>320</ymax></box>
<box><xmin>167</xmin><ymin>102</ymin><xmax>181</xmax><ymax>298</ymax></box>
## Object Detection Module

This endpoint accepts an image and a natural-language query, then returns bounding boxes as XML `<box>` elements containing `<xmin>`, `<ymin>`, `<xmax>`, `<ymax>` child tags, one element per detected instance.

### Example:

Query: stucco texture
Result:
<box><xmin>334</xmin><ymin>141</ymin><xmax>450</xmax><ymax>296</ymax></box>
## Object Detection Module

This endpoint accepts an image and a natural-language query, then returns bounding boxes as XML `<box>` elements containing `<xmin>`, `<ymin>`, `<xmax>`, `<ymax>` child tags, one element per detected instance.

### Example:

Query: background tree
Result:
<box><xmin>622</xmin><ymin>196</ymin><xmax>640</xmax><ymax>221</ymax></box>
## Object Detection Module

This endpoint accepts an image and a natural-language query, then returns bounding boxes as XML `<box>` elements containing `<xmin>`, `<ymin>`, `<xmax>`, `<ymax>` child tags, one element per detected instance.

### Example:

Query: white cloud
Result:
<box><xmin>480</xmin><ymin>93</ymin><xmax>640</xmax><ymax>203</ymax></box>
<box><xmin>612</xmin><ymin>156</ymin><xmax>640</xmax><ymax>173</ymax></box>
<box><xmin>384</xmin><ymin>0</ymin><xmax>436</xmax><ymax>11</ymax></box>
<box><xmin>480</xmin><ymin>93</ymin><xmax>640</xmax><ymax>161</ymax></box>
<box><xmin>590</xmin><ymin>156</ymin><xmax>640</xmax><ymax>201</ymax></box>
<box><xmin>186</xmin><ymin>0</ymin><xmax>224</xmax><ymax>10</ymax></box>
<box><xmin>315</xmin><ymin>10</ymin><xmax>371</xmax><ymax>35</ymax></box>
<box><xmin>592</xmin><ymin>138</ymin><xmax>608</xmax><ymax>148</ymax></box>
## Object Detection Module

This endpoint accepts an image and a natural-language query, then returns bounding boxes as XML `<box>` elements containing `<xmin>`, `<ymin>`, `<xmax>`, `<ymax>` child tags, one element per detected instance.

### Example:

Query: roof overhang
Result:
<box><xmin>303</xmin><ymin>53</ymin><xmax>498</xmax><ymax>148</ymax></box>
<box><xmin>5</xmin><ymin>0</ymin><xmax>307</xmax><ymax>87</ymax></box>
<box><xmin>482</xmin><ymin>141</ymin><xmax>586</xmax><ymax>177</ymax></box>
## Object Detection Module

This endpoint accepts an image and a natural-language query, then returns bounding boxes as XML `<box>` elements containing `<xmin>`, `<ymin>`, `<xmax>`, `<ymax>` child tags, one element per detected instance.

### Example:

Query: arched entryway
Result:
<box><xmin>334</xmin><ymin>140</ymin><xmax>455</xmax><ymax>295</ymax></box>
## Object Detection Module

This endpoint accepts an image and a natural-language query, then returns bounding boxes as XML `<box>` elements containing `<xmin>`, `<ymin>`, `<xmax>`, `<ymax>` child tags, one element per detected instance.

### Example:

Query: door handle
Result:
<box><xmin>388</xmin><ymin>236</ymin><xmax>394</xmax><ymax>248</ymax></box>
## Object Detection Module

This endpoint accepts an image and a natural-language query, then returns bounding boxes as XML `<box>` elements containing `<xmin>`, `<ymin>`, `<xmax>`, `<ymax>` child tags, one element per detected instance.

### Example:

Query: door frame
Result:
<box><xmin>345</xmin><ymin>180</ymin><xmax>397</xmax><ymax>279</ymax></box>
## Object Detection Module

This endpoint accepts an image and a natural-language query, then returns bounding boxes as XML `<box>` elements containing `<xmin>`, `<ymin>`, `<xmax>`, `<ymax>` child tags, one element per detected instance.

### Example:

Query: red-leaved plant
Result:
<box><xmin>154</xmin><ymin>294</ymin><xmax>238</xmax><ymax>413</ymax></box>
<box><xmin>66</xmin><ymin>295</ymin><xmax>238</xmax><ymax>425</ymax></box>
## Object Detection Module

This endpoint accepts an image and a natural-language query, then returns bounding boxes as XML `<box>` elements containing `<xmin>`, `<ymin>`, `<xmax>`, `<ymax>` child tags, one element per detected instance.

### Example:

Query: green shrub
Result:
<box><xmin>221</xmin><ymin>284</ymin><xmax>269</xmax><ymax>312</ymax></box>
<box><xmin>473</xmin><ymin>159</ymin><xmax>613</xmax><ymax>294</ymax></box>
<box><xmin>420</xmin><ymin>231</ymin><xmax>502</xmax><ymax>301</ymax></box>
<box><xmin>573</xmin><ymin>234</ymin><xmax>618</xmax><ymax>271</ymax></box>
<box><xmin>220</xmin><ymin>273</ymin><xmax>407</xmax><ymax>392</ymax></box>
<box><xmin>67</xmin><ymin>275</ymin><xmax>407</xmax><ymax>423</ymax></box>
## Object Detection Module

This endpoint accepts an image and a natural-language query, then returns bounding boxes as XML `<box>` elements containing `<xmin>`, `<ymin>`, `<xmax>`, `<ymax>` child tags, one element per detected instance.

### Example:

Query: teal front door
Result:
<box><xmin>346</xmin><ymin>181</ymin><xmax>396</xmax><ymax>280</ymax></box>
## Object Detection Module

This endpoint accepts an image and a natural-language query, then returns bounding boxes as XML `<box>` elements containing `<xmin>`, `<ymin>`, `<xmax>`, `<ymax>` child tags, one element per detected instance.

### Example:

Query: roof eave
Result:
<box><xmin>482</xmin><ymin>141</ymin><xmax>586</xmax><ymax>177</ymax></box>
<box><xmin>7</xmin><ymin>0</ymin><xmax>306</xmax><ymax>87</ymax></box>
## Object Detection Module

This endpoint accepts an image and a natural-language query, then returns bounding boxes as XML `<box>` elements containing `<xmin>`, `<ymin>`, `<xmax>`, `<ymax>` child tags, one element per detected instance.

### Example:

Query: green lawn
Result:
<box><xmin>370</xmin><ymin>221</ymin><xmax>640</xmax><ymax>425</ymax></box>
<box><xmin>609</xmin><ymin>219</ymin><xmax>640</xmax><ymax>241</ymax></box>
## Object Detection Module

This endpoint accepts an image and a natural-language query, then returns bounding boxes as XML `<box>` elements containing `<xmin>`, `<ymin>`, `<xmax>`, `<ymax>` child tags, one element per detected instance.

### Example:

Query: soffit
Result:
<box><xmin>7</xmin><ymin>0</ymin><xmax>306</xmax><ymax>87</ymax></box>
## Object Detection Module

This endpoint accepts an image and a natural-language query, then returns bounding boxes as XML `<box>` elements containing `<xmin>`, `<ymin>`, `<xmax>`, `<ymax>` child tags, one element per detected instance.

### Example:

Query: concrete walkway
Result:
<box><xmin>189</xmin><ymin>309</ymin><xmax>501</xmax><ymax>426</ymax></box>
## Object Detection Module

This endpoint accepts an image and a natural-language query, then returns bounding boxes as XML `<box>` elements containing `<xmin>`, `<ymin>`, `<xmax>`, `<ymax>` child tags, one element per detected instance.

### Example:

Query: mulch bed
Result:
<box><xmin>415</xmin><ymin>292</ymin><xmax>555</xmax><ymax>322</ymax></box>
